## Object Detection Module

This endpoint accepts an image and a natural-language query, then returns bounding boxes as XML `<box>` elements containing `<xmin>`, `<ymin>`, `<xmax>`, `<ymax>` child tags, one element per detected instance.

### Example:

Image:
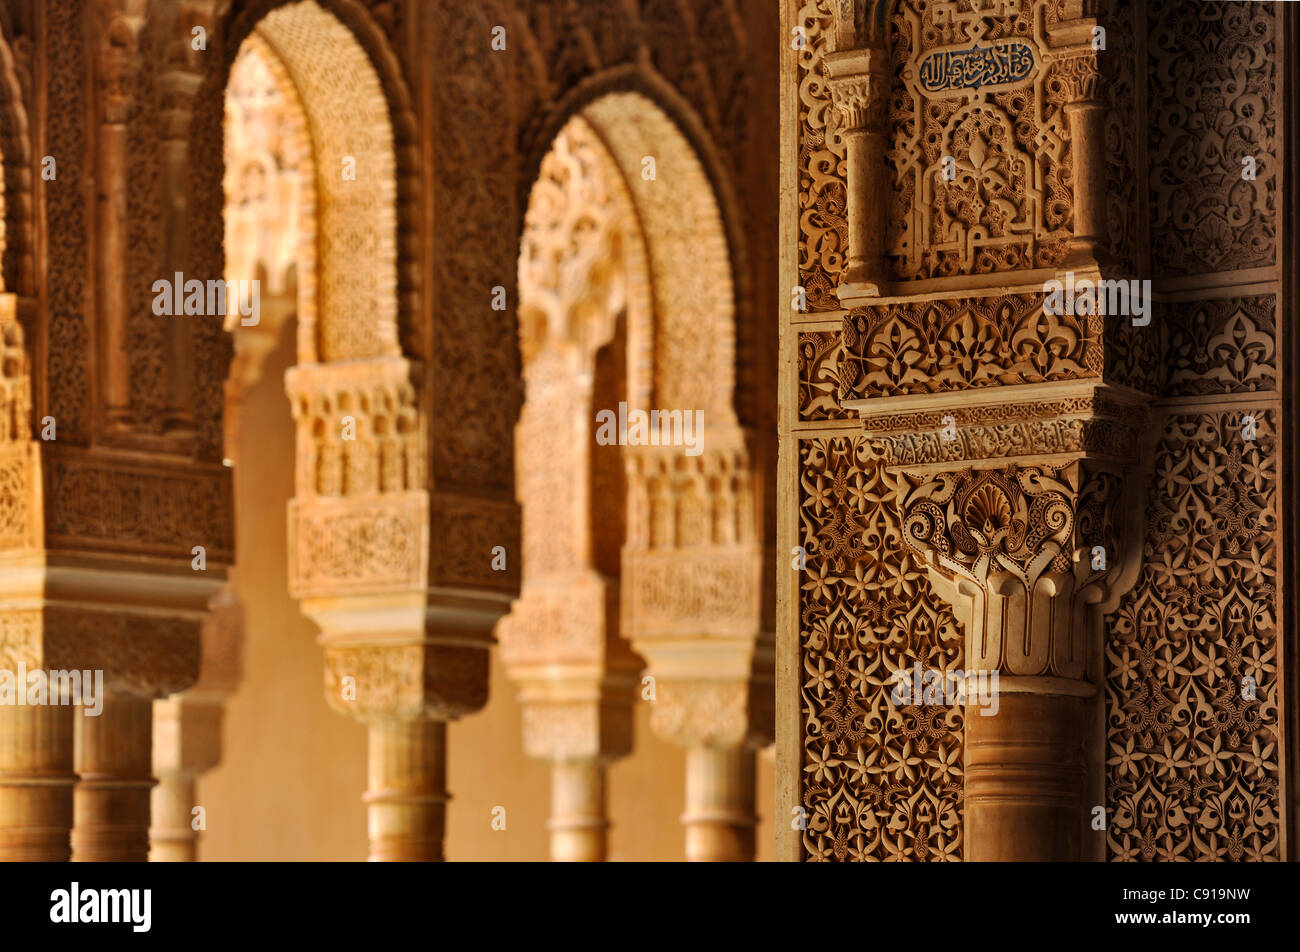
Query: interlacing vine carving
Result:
<box><xmin>799</xmin><ymin>436</ymin><xmax>963</xmax><ymax>861</ymax></box>
<box><xmin>1147</xmin><ymin>0</ymin><xmax>1276</xmax><ymax>276</ymax></box>
<box><xmin>838</xmin><ymin>292</ymin><xmax>1100</xmax><ymax>401</ymax></box>
<box><xmin>796</xmin><ymin>0</ymin><xmax>848</xmax><ymax>311</ymax></box>
<box><xmin>1106</xmin><ymin>412</ymin><xmax>1280</xmax><ymax>861</ymax></box>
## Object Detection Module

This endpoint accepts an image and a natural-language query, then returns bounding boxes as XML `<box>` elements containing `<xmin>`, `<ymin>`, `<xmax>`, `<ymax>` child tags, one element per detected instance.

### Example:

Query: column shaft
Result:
<box><xmin>149</xmin><ymin>770</ymin><xmax>198</xmax><ymax>862</ymax></box>
<box><xmin>549</xmin><ymin>760</ymin><xmax>608</xmax><ymax>862</ymax></box>
<box><xmin>73</xmin><ymin>694</ymin><xmax>155</xmax><ymax>862</ymax></box>
<box><xmin>965</xmin><ymin>690</ymin><xmax>1086</xmax><ymax>861</ymax></box>
<box><xmin>364</xmin><ymin>718</ymin><xmax>448</xmax><ymax>862</ymax></box>
<box><xmin>844</xmin><ymin>128</ymin><xmax>888</xmax><ymax>288</ymax></box>
<box><xmin>682</xmin><ymin>746</ymin><xmax>757</xmax><ymax>862</ymax></box>
<box><xmin>1064</xmin><ymin>100</ymin><xmax>1108</xmax><ymax>262</ymax></box>
<box><xmin>0</xmin><ymin>704</ymin><xmax>76</xmax><ymax>861</ymax></box>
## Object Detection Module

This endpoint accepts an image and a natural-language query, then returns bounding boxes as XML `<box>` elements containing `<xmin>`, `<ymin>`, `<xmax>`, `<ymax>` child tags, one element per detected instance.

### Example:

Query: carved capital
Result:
<box><xmin>321</xmin><ymin>638</ymin><xmax>490</xmax><ymax>722</ymax></box>
<box><xmin>0</xmin><ymin>560</ymin><xmax>220</xmax><ymax>698</ymax></box>
<box><xmin>95</xmin><ymin>13</ymin><xmax>140</xmax><ymax>126</ymax></box>
<box><xmin>305</xmin><ymin>588</ymin><xmax>507</xmax><ymax>723</ymax></box>
<box><xmin>898</xmin><ymin>458</ymin><xmax>1137</xmax><ymax>681</ymax></box>
<box><xmin>1054</xmin><ymin>49</ymin><xmax>1102</xmax><ymax>105</ymax></box>
<box><xmin>822</xmin><ymin>47</ymin><xmax>890</xmax><ymax>133</ymax></box>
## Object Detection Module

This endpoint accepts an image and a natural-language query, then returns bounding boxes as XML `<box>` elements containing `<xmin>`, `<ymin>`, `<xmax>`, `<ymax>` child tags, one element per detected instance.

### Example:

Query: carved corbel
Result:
<box><xmin>822</xmin><ymin>46</ymin><xmax>891</xmax><ymax>301</ymax></box>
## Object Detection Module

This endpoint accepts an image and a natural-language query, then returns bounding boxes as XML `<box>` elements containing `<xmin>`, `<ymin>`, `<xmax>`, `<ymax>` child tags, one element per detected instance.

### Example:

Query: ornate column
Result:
<box><xmin>624</xmin><ymin>434</ymin><xmax>772</xmax><ymax>862</ymax></box>
<box><xmin>158</xmin><ymin>13</ymin><xmax>207</xmax><ymax>436</ymax></box>
<box><xmin>498</xmin><ymin>119</ymin><xmax>638</xmax><ymax>862</ymax></box>
<box><xmin>150</xmin><ymin>583</ymin><xmax>243</xmax><ymax>861</ymax></box>
<box><xmin>286</xmin><ymin>357</ymin><xmax>503</xmax><ymax>862</ymax></box>
<box><xmin>1049</xmin><ymin>11</ymin><xmax>1107</xmax><ymax>270</ymax></box>
<box><xmin>822</xmin><ymin>46</ymin><xmax>891</xmax><ymax>301</ymax></box>
<box><xmin>92</xmin><ymin>4</ymin><xmax>140</xmax><ymax>433</ymax></box>
<box><xmin>0</xmin><ymin>286</ymin><xmax>220</xmax><ymax>861</ymax></box>
<box><xmin>850</xmin><ymin>383</ymin><xmax>1147</xmax><ymax>860</ymax></box>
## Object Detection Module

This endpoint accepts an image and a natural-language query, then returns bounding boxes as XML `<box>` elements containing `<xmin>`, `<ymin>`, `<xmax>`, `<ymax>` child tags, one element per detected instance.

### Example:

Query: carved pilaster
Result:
<box><xmin>93</xmin><ymin>4</ymin><xmax>141</xmax><ymax>433</ymax></box>
<box><xmin>857</xmin><ymin>381</ymin><xmax>1148</xmax><ymax>860</ymax></box>
<box><xmin>1047</xmin><ymin>12</ymin><xmax>1107</xmax><ymax>270</ymax></box>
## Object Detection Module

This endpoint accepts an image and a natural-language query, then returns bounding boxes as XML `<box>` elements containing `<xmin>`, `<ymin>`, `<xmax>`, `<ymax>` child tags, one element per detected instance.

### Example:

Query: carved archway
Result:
<box><xmin>200</xmin><ymin>0</ymin><xmax>475</xmax><ymax>864</ymax></box>
<box><xmin>501</xmin><ymin>90</ymin><xmax>769</xmax><ymax>862</ymax></box>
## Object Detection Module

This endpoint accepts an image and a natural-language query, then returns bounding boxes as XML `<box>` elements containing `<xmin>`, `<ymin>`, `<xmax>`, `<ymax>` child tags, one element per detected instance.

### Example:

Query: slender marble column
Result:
<box><xmin>0</xmin><ymin>705</ymin><xmax>76</xmax><ymax>861</ymax></box>
<box><xmin>549</xmin><ymin>759</ymin><xmax>609</xmax><ymax>862</ymax></box>
<box><xmin>364</xmin><ymin>718</ymin><xmax>448</xmax><ymax>862</ymax></box>
<box><xmin>683</xmin><ymin>745</ymin><xmax>757</xmax><ymax>862</ymax></box>
<box><xmin>73</xmin><ymin>693</ymin><xmax>155</xmax><ymax>862</ymax></box>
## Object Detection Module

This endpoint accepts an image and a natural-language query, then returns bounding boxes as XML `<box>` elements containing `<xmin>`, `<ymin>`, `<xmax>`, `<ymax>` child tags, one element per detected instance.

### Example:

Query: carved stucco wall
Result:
<box><xmin>784</xmin><ymin>0</ymin><xmax>1288</xmax><ymax>861</ymax></box>
<box><xmin>1104</xmin><ymin>0</ymin><xmax>1282</xmax><ymax>862</ymax></box>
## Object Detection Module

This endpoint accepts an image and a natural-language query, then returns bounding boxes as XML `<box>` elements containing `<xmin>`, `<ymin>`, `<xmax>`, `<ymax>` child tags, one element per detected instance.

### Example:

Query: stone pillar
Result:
<box><xmin>964</xmin><ymin>688</ymin><xmax>1088</xmax><ymax>861</ymax></box>
<box><xmin>683</xmin><ymin>745</ymin><xmax>757</xmax><ymax>862</ymax></box>
<box><xmin>286</xmin><ymin>356</ymin><xmax>506</xmax><ymax>862</ymax></box>
<box><xmin>500</xmin><ymin>119</ymin><xmax>639</xmax><ymax>861</ymax></box>
<box><xmin>56</xmin><ymin>566</ymin><xmax>217</xmax><ymax>862</ymax></box>
<box><xmin>849</xmin><ymin>385</ymin><xmax>1147</xmax><ymax>860</ymax></box>
<box><xmin>823</xmin><ymin>46</ymin><xmax>890</xmax><ymax>301</ymax></box>
<box><xmin>498</xmin><ymin>547</ymin><xmax>636</xmax><ymax>864</ymax></box>
<box><xmin>0</xmin><ymin>704</ymin><xmax>76</xmax><ymax>861</ymax></box>
<box><xmin>624</xmin><ymin>436</ymin><xmax>773</xmax><ymax>862</ymax></box>
<box><xmin>365</xmin><ymin>718</ymin><xmax>447</xmax><ymax>862</ymax></box>
<box><xmin>549</xmin><ymin>759</ymin><xmax>608</xmax><ymax>862</ymax></box>
<box><xmin>150</xmin><ymin>584</ymin><xmax>243</xmax><ymax>861</ymax></box>
<box><xmin>73</xmin><ymin>693</ymin><xmax>154</xmax><ymax>862</ymax></box>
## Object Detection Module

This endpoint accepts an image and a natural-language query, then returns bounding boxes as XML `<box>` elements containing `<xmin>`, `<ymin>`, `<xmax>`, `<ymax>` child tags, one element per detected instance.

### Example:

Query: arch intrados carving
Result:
<box><xmin>222</xmin><ymin>35</ymin><xmax>313</xmax><ymax>395</ymax></box>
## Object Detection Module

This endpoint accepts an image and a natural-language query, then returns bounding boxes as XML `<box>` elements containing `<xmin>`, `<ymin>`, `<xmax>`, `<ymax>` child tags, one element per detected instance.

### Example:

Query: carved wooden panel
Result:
<box><xmin>798</xmin><ymin>435</ymin><xmax>964</xmax><ymax>860</ymax></box>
